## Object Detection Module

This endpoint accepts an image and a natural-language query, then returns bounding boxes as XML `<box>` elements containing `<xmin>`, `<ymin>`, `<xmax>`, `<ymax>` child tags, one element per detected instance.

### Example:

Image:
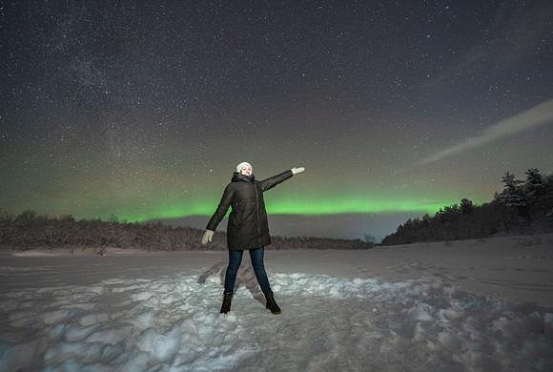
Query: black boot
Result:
<box><xmin>265</xmin><ymin>291</ymin><xmax>281</xmax><ymax>314</ymax></box>
<box><xmin>220</xmin><ymin>292</ymin><xmax>233</xmax><ymax>314</ymax></box>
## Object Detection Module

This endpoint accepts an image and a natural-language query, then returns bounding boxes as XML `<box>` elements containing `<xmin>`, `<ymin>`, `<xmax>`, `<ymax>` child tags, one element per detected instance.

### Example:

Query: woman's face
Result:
<box><xmin>240</xmin><ymin>164</ymin><xmax>253</xmax><ymax>176</ymax></box>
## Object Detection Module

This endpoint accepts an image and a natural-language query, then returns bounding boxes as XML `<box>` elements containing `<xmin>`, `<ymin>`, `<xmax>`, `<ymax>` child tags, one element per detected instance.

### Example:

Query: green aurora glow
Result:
<box><xmin>105</xmin><ymin>194</ymin><xmax>488</xmax><ymax>223</ymax></box>
<box><xmin>2</xmin><ymin>155</ymin><xmax>493</xmax><ymax>225</ymax></box>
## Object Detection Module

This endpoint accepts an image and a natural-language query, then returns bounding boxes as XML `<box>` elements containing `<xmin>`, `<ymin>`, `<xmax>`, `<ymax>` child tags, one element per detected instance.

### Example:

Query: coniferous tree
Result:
<box><xmin>460</xmin><ymin>198</ymin><xmax>474</xmax><ymax>214</ymax></box>
<box><xmin>497</xmin><ymin>171</ymin><xmax>529</xmax><ymax>220</ymax></box>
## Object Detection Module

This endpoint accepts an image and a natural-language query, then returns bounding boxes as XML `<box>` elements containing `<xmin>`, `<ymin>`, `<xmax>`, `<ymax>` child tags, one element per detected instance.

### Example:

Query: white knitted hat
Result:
<box><xmin>236</xmin><ymin>161</ymin><xmax>252</xmax><ymax>173</ymax></box>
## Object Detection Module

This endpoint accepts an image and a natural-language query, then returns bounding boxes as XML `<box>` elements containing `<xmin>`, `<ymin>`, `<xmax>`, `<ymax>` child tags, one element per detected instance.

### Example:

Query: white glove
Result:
<box><xmin>201</xmin><ymin>229</ymin><xmax>214</xmax><ymax>245</ymax></box>
<box><xmin>291</xmin><ymin>167</ymin><xmax>305</xmax><ymax>175</ymax></box>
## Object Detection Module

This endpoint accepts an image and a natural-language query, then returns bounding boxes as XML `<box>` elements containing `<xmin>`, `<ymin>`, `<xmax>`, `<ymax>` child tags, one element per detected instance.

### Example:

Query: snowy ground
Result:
<box><xmin>1</xmin><ymin>233</ymin><xmax>553</xmax><ymax>371</ymax></box>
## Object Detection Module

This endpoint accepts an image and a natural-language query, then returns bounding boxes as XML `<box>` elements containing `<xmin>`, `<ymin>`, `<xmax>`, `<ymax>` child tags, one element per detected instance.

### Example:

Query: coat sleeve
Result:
<box><xmin>259</xmin><ymin>169</ymin><xmax>294</xmax><ymax>192</ymax></box>
<box><xmin>206</xmin><ymin>184</ymin><xmax>234</xmax><ymax>231</ymax></box>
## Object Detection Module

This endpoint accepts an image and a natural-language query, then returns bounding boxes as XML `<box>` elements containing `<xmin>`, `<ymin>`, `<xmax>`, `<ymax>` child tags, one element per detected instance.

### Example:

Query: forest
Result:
<box><xmin>0</xmin><ymin>208</ymin><xmax>372</xmax><ymax>252</ymax></box>
<box><xmin>381</xmin><ymin>168</ymin><xmax>553</xmax><ymax>245</ymax></box>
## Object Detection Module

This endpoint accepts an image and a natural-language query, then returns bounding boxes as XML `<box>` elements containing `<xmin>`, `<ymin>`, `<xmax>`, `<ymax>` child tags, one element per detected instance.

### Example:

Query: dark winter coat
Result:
<box><xmin>206</xmin><ymin>169</ymin><xmax>294</xmax><ymax>250</ymax></box>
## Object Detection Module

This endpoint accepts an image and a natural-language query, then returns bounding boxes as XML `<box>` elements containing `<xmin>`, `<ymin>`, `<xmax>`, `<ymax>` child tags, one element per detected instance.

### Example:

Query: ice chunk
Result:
<box><xmin>80</xmin><ymin>313</ymin><xmax>108</xmax><ymax>327</ymax></box>
<box><xmin>409</xmin><ymin>303</ymin><xmax>433</xmax><ymax>321</ymax></box>
<box><xmin>65</xmin><ymin>324</ymin><xmax>98</xmax><ymax>342</ymax></box>
<box><xmin>437</xmin><ymin>331</ymin><xmax>461</xmax><ymax>349</ymax></box>
<box><xmin>43</xmin><ymin>309</ymin><xmax>75</xmax><ymax>325</ymax></box>
<box><xmin>135</xmin><ymin>322</ymin><xmax>182</xmax><ymax>363</ymax></box>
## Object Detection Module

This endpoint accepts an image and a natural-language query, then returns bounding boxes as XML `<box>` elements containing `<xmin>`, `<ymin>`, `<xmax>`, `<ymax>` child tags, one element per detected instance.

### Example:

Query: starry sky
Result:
<box><xmin>1</xmin><ymin>0</ymin><xmax>552</xmax><ymax>241</ymax></box>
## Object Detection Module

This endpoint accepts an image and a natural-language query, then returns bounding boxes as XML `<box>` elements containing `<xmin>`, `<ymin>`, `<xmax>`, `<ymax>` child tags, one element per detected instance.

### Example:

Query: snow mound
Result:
<box><xmin>1</xmin><ymin>271</ymin><xmax>552</xmax><ymax>371</ymax></box>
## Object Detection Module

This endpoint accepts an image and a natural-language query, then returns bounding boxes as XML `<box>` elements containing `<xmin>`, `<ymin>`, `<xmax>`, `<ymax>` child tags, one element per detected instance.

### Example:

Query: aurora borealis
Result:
<box><xmin>1</xmin><ymin>1</ymin><xmax>552</xmax><ymax>241</ymax></box>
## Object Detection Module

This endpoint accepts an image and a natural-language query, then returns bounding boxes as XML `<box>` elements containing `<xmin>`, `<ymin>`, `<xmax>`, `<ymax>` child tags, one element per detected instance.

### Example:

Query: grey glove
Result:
<box><xmin>201</xmin><ymin>229</ymin><xmax>214</xmax><ymax>245</ymax></box>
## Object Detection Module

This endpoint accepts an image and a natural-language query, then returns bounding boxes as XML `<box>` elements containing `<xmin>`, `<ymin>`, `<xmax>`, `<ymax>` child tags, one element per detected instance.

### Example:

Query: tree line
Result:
<box><xmin>0</xmin><ymin>209</ymin><xmax>374</xmax><ymax>252</ymax></box>
<box><xmin>381</xmin><ymin>168</ymin><xmax>553</xmax><ymax>246</ymax></box>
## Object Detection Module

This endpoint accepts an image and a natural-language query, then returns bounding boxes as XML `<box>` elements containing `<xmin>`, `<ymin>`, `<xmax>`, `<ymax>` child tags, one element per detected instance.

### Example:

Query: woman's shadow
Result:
<box><xmin>197</xmin><ymin>260</ymin><xmax>266</xmax><ymax>305</ymax></box>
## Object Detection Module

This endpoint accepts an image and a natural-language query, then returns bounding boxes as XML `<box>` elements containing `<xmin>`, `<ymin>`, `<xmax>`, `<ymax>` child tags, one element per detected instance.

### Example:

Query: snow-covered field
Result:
<box><xmin>1</xmin><ymin>233</ymin><xmax>553</xmax><ymax>371</ymax></box>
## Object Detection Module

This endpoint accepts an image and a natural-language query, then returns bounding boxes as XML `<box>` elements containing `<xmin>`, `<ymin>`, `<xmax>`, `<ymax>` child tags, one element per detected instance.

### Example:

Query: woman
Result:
<box><xmin>201</xmin><ymin>161</ymin><xmax>305</xmax><ymax>315</ymax></box>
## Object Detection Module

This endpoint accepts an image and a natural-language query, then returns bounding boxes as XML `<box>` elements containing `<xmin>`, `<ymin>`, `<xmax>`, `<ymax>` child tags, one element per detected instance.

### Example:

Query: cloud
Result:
<box><xmin>419</xmin><ymin>98</ymin><xmax>553</xmax><ymax>164</ymax></box>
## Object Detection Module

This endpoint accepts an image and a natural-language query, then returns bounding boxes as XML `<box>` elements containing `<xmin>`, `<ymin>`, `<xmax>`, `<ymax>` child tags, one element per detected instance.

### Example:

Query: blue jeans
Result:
<box><xmin>223</xmin><ymin>247</ymin><xmax>273</xmax><ymax>295</ymax></box>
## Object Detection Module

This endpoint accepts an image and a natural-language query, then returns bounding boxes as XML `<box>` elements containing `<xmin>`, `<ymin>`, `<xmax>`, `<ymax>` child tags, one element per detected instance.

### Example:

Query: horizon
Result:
<box><xmin>2</xmin><ymin>166</ymin><xmax>543</xmax><ymax>243</ymax></box>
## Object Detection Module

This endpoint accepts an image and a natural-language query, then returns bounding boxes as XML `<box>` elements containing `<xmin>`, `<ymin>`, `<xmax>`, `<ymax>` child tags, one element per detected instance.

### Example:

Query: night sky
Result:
<box><xmin>1</xmin><ymin>1</ymin><xmax>552</xmax><ymax>241</ymax></box>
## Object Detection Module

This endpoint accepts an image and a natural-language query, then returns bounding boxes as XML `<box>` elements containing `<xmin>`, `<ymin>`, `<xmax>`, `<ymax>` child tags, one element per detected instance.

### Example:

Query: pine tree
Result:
<box><xmin>460</xmin><ymin>198</ymin><xmax>475</xmax><ymax>214</ymax></box>
<box><xmin>523</xmin><ymin>168</ymin><xmax>546</xmax><ymax>198</ymax></box>
<box><xmin>497</xmin><ymin>171</ymin><xmax>525</xmax><ymax>208</ymax></box>
<box><xmin>522</xmin><ymin>168</ymin><xmax>548</xmax><ymax>220</ymax></box>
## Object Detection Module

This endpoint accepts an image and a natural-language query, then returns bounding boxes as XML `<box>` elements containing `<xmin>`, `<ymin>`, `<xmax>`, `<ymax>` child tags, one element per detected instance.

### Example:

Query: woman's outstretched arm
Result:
<box><xmin>259</xmin><ymin>167</ymin><xmax>305</xmax><ymax>192</ymax></box>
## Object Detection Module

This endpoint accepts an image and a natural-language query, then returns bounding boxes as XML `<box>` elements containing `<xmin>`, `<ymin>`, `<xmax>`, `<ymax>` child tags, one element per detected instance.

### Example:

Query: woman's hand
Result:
<box><xmin>201</xmin><ymin>229</ymin><xmax>214</xmax><ymax>245</ymax></box>
<box><xmin>291</xmin><ymin>167</ymin><xmax>305</xmax><ymax>175</ymax></box>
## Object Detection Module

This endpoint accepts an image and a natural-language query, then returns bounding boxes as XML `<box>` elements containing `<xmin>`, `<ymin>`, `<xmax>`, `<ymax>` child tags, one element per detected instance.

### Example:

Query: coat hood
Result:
<box><xmin>231</xmin><ymin>171</ymin><xmax>255</xmax><ymax>183</ymax></box>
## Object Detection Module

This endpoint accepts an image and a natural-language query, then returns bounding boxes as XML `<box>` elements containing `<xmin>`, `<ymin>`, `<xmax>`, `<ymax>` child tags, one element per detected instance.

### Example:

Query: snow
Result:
<box><xmin>1</xmin><ymin>233</ymin><xmax>553</xmax><ymax>371</ymax></box>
